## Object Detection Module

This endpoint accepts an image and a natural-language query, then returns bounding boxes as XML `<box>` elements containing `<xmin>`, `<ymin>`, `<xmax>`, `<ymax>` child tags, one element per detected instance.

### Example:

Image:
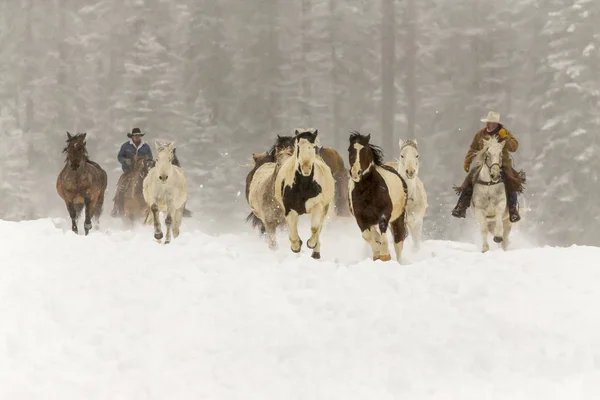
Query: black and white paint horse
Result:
<box><xmin>275</xmin><ymin>129</ymin><xmax>335</xmax><ymax>259</ymax></box>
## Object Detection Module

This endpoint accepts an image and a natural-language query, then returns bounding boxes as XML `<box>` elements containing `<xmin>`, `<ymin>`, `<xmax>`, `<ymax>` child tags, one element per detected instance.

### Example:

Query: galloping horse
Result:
<box><xmin>317</xmin><ymin>146</ymin><xmax>350</xmax><ymax>217</ymax></box>
<box><xmin>348</xmin><ymin>131</ymin><xmax>408</xmax><ymax>262</ymax></box>
<box><xmin>246</xmin><ymin>135</ymin><xmax>295</xmax><ymax>248</ymax></box>
<box><xmin>56</xmin><ymin>132</ymin><xmax>108</xmax><ymax>235</ymax></box>
<box><xmin>122</xmin><ymin>155</ymin><xmax>153</xmax><ymax>227</ymax></box>
<box><xmin>275</xmin><ymin>129</ymin><xmax>335</xmax><ymax>259</ymax></box>
<box><xmin>386</xmin><ymin>139</ymin><xmax>428</xmax><ymax>251</ymax></box>
<box><xmin>468</xmin><ymin>136</ymin><xmax>512</xmax><ymax>252</ymax></box>
<box><xmin>143</xmin><ymin>141</ymin><xmax>187</xmax><ymax>244</ymax></box>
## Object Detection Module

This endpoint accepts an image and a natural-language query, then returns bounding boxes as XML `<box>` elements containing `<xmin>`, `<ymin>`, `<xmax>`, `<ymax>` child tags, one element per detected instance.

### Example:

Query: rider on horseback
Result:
<box><xmin>111</xmin><ymin>127</ymin><xmax>185</xmax><ymax>217</ymax></box>
<box><xmin>451</xmin><ymin>111</ymin><xmax>524</xmax><ymax>223</ymax></box>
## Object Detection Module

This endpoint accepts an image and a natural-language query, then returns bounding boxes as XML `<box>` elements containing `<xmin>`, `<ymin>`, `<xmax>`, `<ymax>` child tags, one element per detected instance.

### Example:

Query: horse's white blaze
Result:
<box><xmin>397</xmin><ymin>139</ymin><xmax>428</xmax><ymax>251</ymax></box>
<box><xmin>350</xmin><ymin>143</ymin><xmax>363</xmax><ymax>181</ymax></box>
<box><xmin>375</xmin><ymin>166</ymin><xmax>406</xmax><ymax>222</ymax></box>
<box><xmin>296</xmin><ymin>138</ymin><xmax>316</xmax><ymax>176</ymax></box>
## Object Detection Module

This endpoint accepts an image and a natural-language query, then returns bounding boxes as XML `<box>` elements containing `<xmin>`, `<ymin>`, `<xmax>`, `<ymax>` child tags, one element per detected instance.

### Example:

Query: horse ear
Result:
<box><xmin>398</xmin><ymin>138</ymin><xmax>404</xmax><ymax>148</ymax></box>
<box><xmin>67</xmin><ymin>131</ymin><xmax>72</xmax><ymax>140</ymax></box>
<box><xmin>366</xmin><ymin>133</ymin><xmax>371</xmax><ymax>142</ymax></box>
<box><xmin>81</xmin><ymin>133</ymin><xmax>87</xmax><ymax>140</ymax></box>
<box><xmin>294</xmin><ymin>129</ymin><xmax>300</xmax><ymax>136</ymax></box>
<box><xmin>154</xmin><ymin>141</ymin><xmax>161</xmax><ymax>152</ymax></box>
<box><xmin>313</xmin><ymin>129</ymin><xmax>318</xmax><ymax>136</ymax></box>
<box><xmin>413</xmin><ymin>139</ymin><xmax>418</xmax><ymax>146</ymax></box>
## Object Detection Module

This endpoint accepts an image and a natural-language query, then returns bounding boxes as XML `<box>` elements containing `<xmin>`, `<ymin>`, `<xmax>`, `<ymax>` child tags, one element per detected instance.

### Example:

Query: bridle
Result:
<box><xmin>475</xmin><ymin>148</ymin><xmax>503</xmax><ymax>186</ymax></box>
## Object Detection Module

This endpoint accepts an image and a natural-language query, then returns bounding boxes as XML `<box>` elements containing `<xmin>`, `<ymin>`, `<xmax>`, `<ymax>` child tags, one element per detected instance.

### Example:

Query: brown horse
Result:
<box><xmin>121</xmin><ymin>155</ymin><xmax>152</xmax><ymax>227</ymax></box>
<box><xmin>318</xmin><ymin>146</ymin><xmax>350</xmax><ymax>217</ymax></box>
<box><xmin>56</xmin><ymin>132</ymin><xmax>108</xmax><ymax>235</ymax></box>
<box><xmin>347</xmin><ymin>131</ymin><xmax>408</xmax><ymax>262</ymax></box>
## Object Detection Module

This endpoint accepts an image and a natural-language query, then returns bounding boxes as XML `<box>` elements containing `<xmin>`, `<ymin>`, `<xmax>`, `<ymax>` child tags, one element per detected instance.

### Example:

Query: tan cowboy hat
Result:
<box><xmin>480</xmin><ymin>111</ymin><xmax>500</xmax><ymax>123</ymax></box>
<box><xmin>127</xmin><ymin>127</ymin><xmax>145</xmax><ymax>138</ymax></box>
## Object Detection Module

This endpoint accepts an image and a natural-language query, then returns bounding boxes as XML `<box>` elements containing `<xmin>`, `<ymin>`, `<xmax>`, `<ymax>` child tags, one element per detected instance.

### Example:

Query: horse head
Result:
<box><xmin>294</xmin><ymin>128</ymin><xmax>319</xmax><ymax>176</ymax></box>
<box><xmin>398</xmin><ymin>139</ymin><xmax>420</xmax><ymax>179</ymax></box>
<box><xmin>480</xmin><ymin>136</ymin><xmax>505</xmax><ymax>182</ymax></box>
<box><xmin>64</xmin><ymin>132</ymin><xmax>88</xmax><ymax>170</ymax></box>
<box><xmin>154</xmin><ymin>140</ymin><xmax>175</xmax><ymax>183</ymax></box>
<box><xmin>348</xmin><ymin>131</ymin><xmax>385</xmax><ymax>182</ymax></box>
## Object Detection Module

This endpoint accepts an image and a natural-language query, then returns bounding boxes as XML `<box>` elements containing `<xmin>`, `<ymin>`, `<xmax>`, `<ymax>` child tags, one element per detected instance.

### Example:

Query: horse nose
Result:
<box><xmin>159</xmin><ymin>175</ymin><xmax>168</xmax><ymax>182</ymax></box>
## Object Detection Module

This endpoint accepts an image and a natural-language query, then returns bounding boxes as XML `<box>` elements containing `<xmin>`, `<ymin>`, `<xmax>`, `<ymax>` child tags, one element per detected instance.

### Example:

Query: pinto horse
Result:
<box><xmin>247</xmin><ymin>136</ymin><xmax>295</xmax><ymax>249</ymax></box>
<box><xmin>275</xmin><ymin>129</ymin><xmax>335</xmax><ymax>259</ymax></box>
<box><xmin>348</xmin><ymin>131</ymin><xmax>408</xmax><ymax>262</ymax></box>
<box><xmin>56</xmin><ymin>132</ymin><xmax>108</xmax><ymax>235</ymax></box>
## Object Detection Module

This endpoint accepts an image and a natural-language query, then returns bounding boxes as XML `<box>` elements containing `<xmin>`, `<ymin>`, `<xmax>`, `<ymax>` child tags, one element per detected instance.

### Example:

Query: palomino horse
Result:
<box><xmin>122</xmin><ymin>155</ymin><xmax>153</xmax><ymax>227</ymax></box>
<box><xmin>274</xmin><ymin>129</ymin><xmax>335</xmax><ymax>259</ymax></box>
<box><xmin>469</xmin><ymin>136</ymin><xmax>512</xmax><ymax>252</ymax></box>
<box><xmin>348</xmin><ymin>131</ymin><xmax>408</xmax><ymax>262</ymax></box>
<box><xmin>385</xmin><ymin>139</ymin><xmax>428</xmax><ymax>251</ymax></box>
<box><xmin>247</xmin><ymin>135</ymin><xmax>295</xmax><ymax>248</ymax></box>
<box><xmin>56</xmin><ymin>132</ymin><xmax>108</xmax><ymax>235</ymax></box>
<box><xmin>143</xmin><ymin>141</ymin><xmax>187</xmax><ymax>244</ymax></box>
<box><xmin>317</xmin><ymin>146</ymin><xmax>350</xmax><ymax>217</ymax></box>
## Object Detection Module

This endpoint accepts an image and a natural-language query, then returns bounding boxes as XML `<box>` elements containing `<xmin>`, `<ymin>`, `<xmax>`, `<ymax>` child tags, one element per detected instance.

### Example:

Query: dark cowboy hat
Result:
<box><xmin>127</xmin><ymin>127</ymin><xmax>145</xmax><ymax>138</ymax></box>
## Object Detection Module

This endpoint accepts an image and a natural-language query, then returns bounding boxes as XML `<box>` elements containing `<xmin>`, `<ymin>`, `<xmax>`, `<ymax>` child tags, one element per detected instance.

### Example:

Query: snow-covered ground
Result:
<box><xmin>1</xmin><ymin>216</ymin><xmax>600</xmax><ymax>399</ymax></box>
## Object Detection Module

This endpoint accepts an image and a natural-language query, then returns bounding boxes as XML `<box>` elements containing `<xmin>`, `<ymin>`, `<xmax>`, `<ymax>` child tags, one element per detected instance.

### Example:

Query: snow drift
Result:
<box><xmin>1</xmin><ymin>217</ymin><xmax>600</xmax><ymax>399</ymax></box>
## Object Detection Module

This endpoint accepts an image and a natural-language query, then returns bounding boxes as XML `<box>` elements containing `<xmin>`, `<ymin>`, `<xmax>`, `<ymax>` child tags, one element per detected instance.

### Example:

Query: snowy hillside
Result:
<box><xmin>1</xmin><ymin>217</ymin><xmax>600</xmax><ymax>399</ymax></box>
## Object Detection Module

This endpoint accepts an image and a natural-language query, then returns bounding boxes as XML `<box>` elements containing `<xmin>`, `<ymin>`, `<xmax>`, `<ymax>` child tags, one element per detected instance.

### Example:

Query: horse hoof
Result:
<box><xmin>379</xmin><ymin>254</ymin><xmax>392</xmax><ymax>262</ymax></box>
<box><xmin>291</xmin><ymin>239</ymin><xmax>303</xmax><ymax>253</ymax></box>
<box><xmin>164</xmin><ymin>240</ymin><xmax>171</xmax><ymax>245</ymax></box>
<box><xmin>154</xmin><ymin>232</ymin><xmax>163</xmax><ymax>240</ymax></box>
<box><xmin>311</xmin><ymin>251</ymin><xmax>321</xmax><ymax>259</ymax></box>
<box><xmin>307</xmin><ymin>239</ymin><xmax>317</xmax><ymax>249</ymax></box>
<box><xmin>493</xmin><ymin>236</ymin><xmax>503</xmax><ymax>243</ymax></box>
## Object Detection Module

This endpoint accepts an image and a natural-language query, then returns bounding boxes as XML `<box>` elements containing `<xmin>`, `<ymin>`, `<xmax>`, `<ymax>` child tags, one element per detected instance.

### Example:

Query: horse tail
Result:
<box><xmin>245</xmin><ymin>212</ymin><xmax>266</xmax><ymax>234</ymax></box>
<box><xmin>379</xmin><ymin>215</ymin><xmax>389</xmax><ymax>234</ymax></box>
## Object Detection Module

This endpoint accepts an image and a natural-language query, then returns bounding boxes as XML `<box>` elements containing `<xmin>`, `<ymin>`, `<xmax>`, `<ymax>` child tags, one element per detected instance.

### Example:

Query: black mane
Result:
<box><xmin>267</xmin><ymin>135</ymin><xmax>295</xmax><ymax>157</ymax></box>
<box><xmin>295</xmin><ymin>130</ymin><xmax>318</xmax><ymax>143</ymax></box>
<box><xmin>63</xmin><ymin>133</ymin><xmax>89</xmax><ymax>160</ymax></box>
<box><xmin>349</xmin><ymin>130</ymin><xmax>385</xmax><ymax>166</ymax></box>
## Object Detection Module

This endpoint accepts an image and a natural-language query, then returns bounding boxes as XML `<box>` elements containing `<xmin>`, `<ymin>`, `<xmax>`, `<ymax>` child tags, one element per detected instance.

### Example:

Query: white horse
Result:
<box><xmin>274</xmin><ymin>129</ymin><xmax>335</xmax><ymax>259</ymax></box>
<box><xmin>395</xmin><ymin>139</ymin><xmax>428</xmax><ymax>251</ymax></box>
<box><xmin>471</xmin><ymin>136</ymin><xmax>511</xmax><ymax>253</ymax></box>
<box><xmin>143</xmin><ymin>141</ymin><xmax>187</xmax><ymax>244</ymax></box>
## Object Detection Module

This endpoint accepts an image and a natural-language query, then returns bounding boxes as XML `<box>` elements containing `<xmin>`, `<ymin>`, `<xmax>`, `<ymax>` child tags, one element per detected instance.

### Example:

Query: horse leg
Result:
<box><xmin>361</xmin><ymin>226</ymin><xmax>381</xmax><ymax>261</ymax></box>
<box><xmin>390</xmin><ymin>216</ymin><xmax>407</xmax><ymax>262</ymax></box>
<box><xmin>66</xmin><ymin>202</ymin><xmax>78</xmax><ymax>234</ymax></box>
<box><xmin>410</xmin><ymin>216</ymin><xmax>423</xmax><ymax>252</ymax></box>
<box><xmin>375</xmin><ymin>226</ymin><xmax>392</xmax><ymax>262</ymax></box>
<box><xmin>307</xmin><ymin>204</ymin><xmax>327</xmax><ymax>259</ymax></box>
<box><xmin>492</xmin><ymin>215</ymin><xmax>504</xmax><ymax>244</ymax></box>
<box><xmin>265</xmin><ymin>221</ymin><xmax>278</xmax><ymax>251</ymax></box>
<box><xmin>150</xmin><ymin>203</ymin><xmax>163</xmax><ymax>241</ymax></box>
<box><xmin>285</xmin><ymin>210</ymin><xmax>302</xmax><ymax>253</ymax></box>
<box><xmin>502</xmin><ymin>218</ymin><xmax>512</xmax><ymax>251</ymax></box>
<box><xmin>83</xmin><ymin>194</ymin><xmax>93</xmax><ymax>235</ymax></box>
<box><xmin>164</xmin><ymin>212</ymin><xmax>173</xmax><ymax>244</ymax></box>
<box><xmin>475</xmin><ymin>212</ymin><xmax>490</xmax><ymax>253</ymax></box>
<box><xmin>173</xmin><ymin>208</ymin><xmax>183</xmax><ymax>239</ymax></box>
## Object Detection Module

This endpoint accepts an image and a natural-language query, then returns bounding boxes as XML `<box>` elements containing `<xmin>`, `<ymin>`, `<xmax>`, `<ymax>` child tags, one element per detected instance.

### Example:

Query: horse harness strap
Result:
<box><xmin>475</xmin><ymin>178</ymin><xmax>503</xmax><ymax>187</ymax></box>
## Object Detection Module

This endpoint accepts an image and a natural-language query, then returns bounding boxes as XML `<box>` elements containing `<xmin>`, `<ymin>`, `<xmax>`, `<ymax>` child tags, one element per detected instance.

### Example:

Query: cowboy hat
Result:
<box><xmin>480</xmin><ymin>111</ymin><xmax>500</xmax><ymax>123</ymax></box>
<box><xmin>127</xmin><ymin>127</ymin><xmax>145</xmax><ymax>138</ymax></box>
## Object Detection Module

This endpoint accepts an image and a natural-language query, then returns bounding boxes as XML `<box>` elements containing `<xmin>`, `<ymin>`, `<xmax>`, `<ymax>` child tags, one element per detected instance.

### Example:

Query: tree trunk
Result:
<box><xmin>404</xmin><ymin>0</ymin><xmax>417</xmax><ymax>139</ymax></box>
<box><xmin>381</xmin><ymin>0</ymin><xmax>396</xmax><ymax>152</ymax></box>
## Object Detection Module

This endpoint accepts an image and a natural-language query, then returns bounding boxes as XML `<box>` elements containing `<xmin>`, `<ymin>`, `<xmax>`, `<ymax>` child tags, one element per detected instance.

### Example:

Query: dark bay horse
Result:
<box><xmin>122</xmin><ymin>155</ymin><xmax>153</xmax><ymax>227</ymax></box>
<box><xmin>56</xmin><ymin>132</ymin><xmax>108</xmax><ymax>235</ymax></box>
<box><xmin>347</xmin><ymin>131</ymin><xmax>408</xmax><ymax>262</ymax></box>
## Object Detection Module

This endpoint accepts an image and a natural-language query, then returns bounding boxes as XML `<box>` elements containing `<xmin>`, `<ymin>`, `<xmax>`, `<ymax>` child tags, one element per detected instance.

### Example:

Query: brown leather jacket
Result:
<box><xmin>464</xmin><ymin>126</ymin><xmax>518</xmax><ymax>171</ymax></box>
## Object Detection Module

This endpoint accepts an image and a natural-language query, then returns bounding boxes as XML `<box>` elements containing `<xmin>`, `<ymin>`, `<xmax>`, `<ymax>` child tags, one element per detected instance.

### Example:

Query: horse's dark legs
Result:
<box><xmin>151</xmin><ymin>204</ymin><xmax>163</xmax><ymax>240</ymax></box>
<box><xmin>67</xmin><ymin>202</ymin><xmax>78</xmax><ymax>234</ymax></box>
<box><xmin>390</xmin><ymin>213</ymin><xmax>408</xmax><ymax>262</ymax></box>
<box><xmin>84</xmin><ymin>194</ymin><xmax>92</xmax><ymax>235</ymax></box>
<box><xmin>164</xmin><ymin>213</ymin><xmax>173</xmax><ymax>244</ymax></box>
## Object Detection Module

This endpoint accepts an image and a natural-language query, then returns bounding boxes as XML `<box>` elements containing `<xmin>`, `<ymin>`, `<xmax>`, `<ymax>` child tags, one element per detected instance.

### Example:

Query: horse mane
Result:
<box><xmin>267</xmin><ymin>135</ymin><xmax>295</xmax><ymax>157</ymax></box>
<box><xmin>472</xmin><ymin>136</ymin><xmax>503</xmax><ymax>168</ymax></box>
<box><xmin>349</xmin><ymin>130</ymin><xmax>385</xmax><ymax>166</ymax></box>
<box><xmin>294</xmin><ymin>129</ymin><xmax>319</xmax><ymax>146</ymax></box>
<box><xmin>400</xmin><ymin>139</ymin><xmax>418</xmax><ymax>151</ymax></box>
<box><xmin>62</xmin><ymin>133</ymin><xmax>89</xmax><ymax>162</ymax></box>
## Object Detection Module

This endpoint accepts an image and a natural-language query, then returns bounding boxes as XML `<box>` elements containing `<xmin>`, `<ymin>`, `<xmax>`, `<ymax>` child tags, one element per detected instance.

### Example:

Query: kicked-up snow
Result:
<box><xmin>1</xmin><ymin>217</ymin><xmax>600</xmax><ymax>399</ymax></box>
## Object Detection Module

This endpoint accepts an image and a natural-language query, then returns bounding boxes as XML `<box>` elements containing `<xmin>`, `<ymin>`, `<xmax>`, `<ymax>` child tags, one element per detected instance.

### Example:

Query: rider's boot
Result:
<box><xmin>507</xmin><ymin>191</ymin><xmax>520</xmax><ymax>223</ymax></box>
<box><xmin>451</xmin><ymin>186</ymin><xmax>473</xmax><ymax>218</ymax></box>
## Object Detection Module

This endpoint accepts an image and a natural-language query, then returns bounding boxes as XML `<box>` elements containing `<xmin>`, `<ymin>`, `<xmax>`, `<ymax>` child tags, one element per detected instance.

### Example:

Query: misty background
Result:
<box><xmin>0</xmin><ymin>0</ymin><xmax>598</xmax><ymax>246</ymax></box>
